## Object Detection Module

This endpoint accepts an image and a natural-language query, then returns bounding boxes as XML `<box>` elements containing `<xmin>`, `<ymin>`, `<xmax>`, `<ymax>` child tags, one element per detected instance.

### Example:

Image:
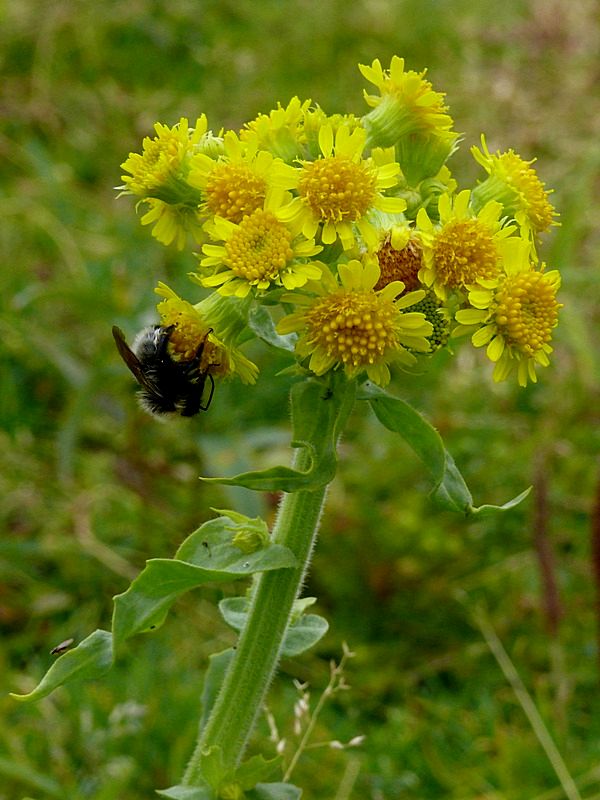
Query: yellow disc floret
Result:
<box><xmin>298</xmin><ymin>157</ymin><xmax>378</xmax><ymax>224</ymax></box>
<box><xmin>433</xmin><ymin>217</ymin><xmax>500</xmax><ymax>288</ymax></box>
<box><xmin>454</xmin><ymin>245</ymin><xmax>562</xmax><ymax>386</ymax></box>
<box><xmin>120</xmin><ymin>116</ymin><xmax>207</xmax><ymax>198</ymax></box>
<box><xmin>224</xmin><ymin>209</ymin><xmax>294</xmax><ymax>282</ymax></box>
<box><xmin>417</xmin><ymin>190</ymin><xmax>520</xmax><ymax>299</ymax></box>
<box><xmin>157</xmin><ymin>292</ymin><xmax>219</xmax><ymax>370</ymax></box>
<box><xmin>492</xmin><ymin>151</ymin><xmax>556</xmax><ymax>234</ymax></box>
<box><xmin>304</xmin><ymin>290</ymin><xmax>398</xmax><ymax>370</ymax></box>
<box><xmin>471</xmin><ymin>135</ymin><xmax>558</xmax><ymax>240</ymax></box>
<box><xmin>278</xmin><ymin>123</ymin><xmax>405</xmax><ymax>250</ymax></box>
<box><xmin>197</xmin><ymin>191</ymin><xmax>323</xmax><ymax>297</ymax></box>
<box><xmin>493</xmin><ymin>270</ymin><xmax>560</xmax><ymax>357</ymax></box>
<box><xmin>277</xmin><ymin>257</ymin><xmax>433</xmax><ymax>385</ymax></box>
<box><xmin>205</xmin><ymin>162</ymin><xmax>266</xmax><ymax>223</ymax></box>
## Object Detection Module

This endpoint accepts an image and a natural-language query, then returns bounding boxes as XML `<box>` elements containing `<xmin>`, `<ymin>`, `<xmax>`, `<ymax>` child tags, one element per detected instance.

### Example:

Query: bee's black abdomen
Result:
<box><xmin>113</xmin><ymin>324</ymin><xmax>215</xmax><ymax>418</ymax></box>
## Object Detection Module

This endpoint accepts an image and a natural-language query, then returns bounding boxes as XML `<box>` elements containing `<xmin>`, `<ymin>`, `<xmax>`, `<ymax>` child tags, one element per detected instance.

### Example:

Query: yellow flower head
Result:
<box><xmin>417</xmin><ymin>190</ymin><xmax>519</xmax><ymax>300</ymax></box>
<box><xmin>471</xmin><ymin>135</ymin><xmax>558</xmax><ymax>240</ymax></box>
<box><xmin>155</xmin><ymin>283</ymin><xmax>221</xmax><ymax>370</ymax></box>
<box><xmin>276</xmin><ymin>257</ymin><xmax>433</xmax><ymax>386</ymax></box>
<box><xmin>187</xmin><ymin>131</ymin><xmax>291</xmax><ymax>224</ymax></box>
<box><xmin>196</xmin><ymin>190</ymin><xmax>323</xmax><ymax>298</ymax></box>
<box><xmin>278</xmin><ymin>123</ymin><xmax>406</xmax><ymax>251</ymax></box>
<box><xmin>120</xmin><ymin>117</ymin><xmax>207</xmax><ymax>204</ymax></box>
<box><xmin>454</xmin><ymin>241</ymin><xmax>562</xmax><ymax>386</ymax></box>
<box><xmin>360</xmin><ymin>56</ymin><xmax>455</xmax><ymax>148</ymax></box>
<box><xmin>140</xmin><ymin>198</ymin><xmax>205</xmax><ymax>250</ymax></box>
<box><xmin>240</xmin><ymin>97</ymin><xmax>312</xmax><ymax>163</ymax></box>
<box><xmin>302</xmin><ymin>109</ymin><xmax>363</xmax><ymax>160</ymax></box>
<box><xmin>155</xmin><ymin>283</ymin><xmax>258</xmax><ymax>385</ymax></box>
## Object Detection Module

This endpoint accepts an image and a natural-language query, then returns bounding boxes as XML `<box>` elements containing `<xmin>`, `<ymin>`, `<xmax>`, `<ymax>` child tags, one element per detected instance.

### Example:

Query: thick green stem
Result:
<box><xmin>183</xmin><ymin>377</ymin><xmax>354</xmax><ymax>785</ymax></box>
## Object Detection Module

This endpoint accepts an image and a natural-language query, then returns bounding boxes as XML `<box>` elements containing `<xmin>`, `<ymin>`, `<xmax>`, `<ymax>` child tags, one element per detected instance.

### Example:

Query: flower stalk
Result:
<box><xmin>183</xmin><ymin>376</ymin><xmax>355</xmax><ymax>784</ymax></box>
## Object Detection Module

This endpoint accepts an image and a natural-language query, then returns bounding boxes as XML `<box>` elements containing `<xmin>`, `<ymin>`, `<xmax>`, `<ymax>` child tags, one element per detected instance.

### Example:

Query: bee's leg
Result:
<box><xmin>199</xmin><ymin>374</ymin><xmax>215</xmax><ymax>411</ymax></box>
<box><xmin>190</xmin><ymin>328</ymin><xmax>212</xmax><ymax>368</ymax></box>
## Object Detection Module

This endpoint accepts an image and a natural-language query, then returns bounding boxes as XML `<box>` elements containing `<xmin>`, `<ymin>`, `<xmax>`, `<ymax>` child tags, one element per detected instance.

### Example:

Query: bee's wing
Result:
<box><xmin>112</xmin><ymin>325</ymin><xmax>159</xmax><ymax>394</ymax></box>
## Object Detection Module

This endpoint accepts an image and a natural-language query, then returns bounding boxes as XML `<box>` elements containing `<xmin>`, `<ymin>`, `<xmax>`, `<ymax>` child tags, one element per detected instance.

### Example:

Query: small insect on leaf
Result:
<box><xmin>50</xmin><ymin>638</ymin><xmax>75</xmax><ymax>655</ymax></box>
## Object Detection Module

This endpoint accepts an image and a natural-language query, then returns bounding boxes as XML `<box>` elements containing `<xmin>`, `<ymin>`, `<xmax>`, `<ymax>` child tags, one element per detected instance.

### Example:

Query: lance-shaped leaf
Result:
<box><xmin>360</xmin><ymin>382</ymin><xmax>530</xmax><ymax>515</ymax></box>
<box><xmin>202</xmin><ymin>377</ymin><xmax>355</xmax><ymax>493</ymax></box>
<box><xmin>156</xmin><ymin>786</ymin><xmax>212</xmax><ymax>800</ymax></box>
<box><xmin>10</xmin><ymin>629</ymin><xmax>113</xmax><ymax>703</ymax></box>
<box><xmin>112</xmin><ymin>516</ymin><xmax>296</xmax><ymax>655</ymax></box>
<box><xmin>249</xmin><ymin>784</ymin><xmax>303</xmax><ymax>800</ymax></box>
<box><xmin>248</xmin><ymin>305</ymin><xmax>297</xmax><ymax>352</ymax></box>
<box><xmin>219</xmin><ymin>596</ymin><xmax>328</xmax><ymax>657</ymax></box>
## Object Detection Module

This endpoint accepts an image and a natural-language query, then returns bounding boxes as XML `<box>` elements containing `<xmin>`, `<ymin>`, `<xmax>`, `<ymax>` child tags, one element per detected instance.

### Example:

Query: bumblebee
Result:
<box><xmin>112</xmin><ymin>325</ymin><xmax>215</xmax><ymax>417</ymax></box>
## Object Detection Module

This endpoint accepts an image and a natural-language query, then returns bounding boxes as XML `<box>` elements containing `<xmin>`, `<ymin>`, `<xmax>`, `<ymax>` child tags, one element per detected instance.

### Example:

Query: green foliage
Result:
<box><xmin>11</xmin><ymin>514</ymin><xmax>297</xmax><ymax>706</ymax></box>
<box><xmin>2</xmin><ymin>1</ymin><xmax>599</xmax><ymax>799</ymax></box>
<box><xmin>10</xmin><ymin>630</ymin><xmax>113</xmax><ymax>704</ymax></box>
<box><xmin>359</xmin><ymin>382</ymin><xmax>531</xmax><ymax>514</ymax></box>
<box><xmin>219</xmin><ymin>597</ymin><xmax>328</xmax><ymax>658</ymax></box>
<box><xmin>203</xmin><ymin>377</ymin><xmax>355</xmax><ymax>492</ymax></box>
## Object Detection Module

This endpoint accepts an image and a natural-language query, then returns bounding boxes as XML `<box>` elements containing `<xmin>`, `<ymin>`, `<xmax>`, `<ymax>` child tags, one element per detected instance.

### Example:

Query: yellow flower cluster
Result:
<box><xmin>118</xmin><ymin>56</ymin><xmax>561</xmax><ymax>391</ymax></box>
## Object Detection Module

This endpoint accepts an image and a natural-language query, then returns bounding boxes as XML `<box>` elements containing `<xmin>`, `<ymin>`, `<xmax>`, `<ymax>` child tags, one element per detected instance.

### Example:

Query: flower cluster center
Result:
<box><xmin>205</xmin><ymin>163</ymin><xmax>266</xmax><ymax>223</ymax></box>
<box><xmin>494</xmin><ymin>272</ymin><xmax>559</xmax><ymax>356</ymax></box>
<box><xmin>224</xmin><ymin>210</ymin><xmax>294</xmax><ymax>281</ymax></box>
<box><xmin>305</xmin><ymin>290</ymin><xmax>397</xmax><ymax>367</ymax></box>
<box><xmin>434</xmin><ymin>218</ymin><xmax>499</xmax><ymax>287</ymax></box>
<box><xmin>298</xmin><ymin>156</ymin><xmax>377</xmax><ymax>223</ymax></box>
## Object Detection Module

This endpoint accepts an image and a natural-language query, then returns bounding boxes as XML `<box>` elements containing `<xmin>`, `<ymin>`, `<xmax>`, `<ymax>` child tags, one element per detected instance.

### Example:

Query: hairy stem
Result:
<box><xmin>183</xmin><ymin>377</ymin><xmax>354</xmax><ymax>784</ymax></box>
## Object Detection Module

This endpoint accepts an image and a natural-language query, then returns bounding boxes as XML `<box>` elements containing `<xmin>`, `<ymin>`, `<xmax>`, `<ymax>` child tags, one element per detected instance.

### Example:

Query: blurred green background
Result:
<box><xmin>1</xmin><ymin>0</ymin><xmax>599</xmax><ymax>798</ymax></box>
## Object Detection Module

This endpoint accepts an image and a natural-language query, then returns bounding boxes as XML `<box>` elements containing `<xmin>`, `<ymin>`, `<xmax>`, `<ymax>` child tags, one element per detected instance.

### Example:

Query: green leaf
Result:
<box><xmin>10</xmin><ymin>629</ymin><xmax>113</xmax><ymax>703</ymax></box>
<box><xmin>202</xmin><ymin>376</ymin><xmax>355</xmax><ymax>493</ymax></box>
<box><xmin>113</xmin><ymin>517</ymin><xmax>296</xmax><ymax>655</ymax></box>
<box><xmin>197</xmin><ymin>746</ymin><xmax>227</xmax><ymax>792</ymax></box>
<box><xmin>281</xmin><ymin>614</ymin><xmax>329</xmax><ymax>657</ymax></box>
<box><xmin>200</xmin><ymin>649</ymin><xmax>235</xmax><ymax>730</ymax></box>
<box><xmin>248</xmin><ymin>305</ymin><xmax>297</xmax><ymax>352</ymax></box>
<box><xmin>159</xmin><ymin>754</ymin><xmax>281</xmax><ymax>799</ymax></box>
<box><xmin>430</xmin><ymin>451</ymin><xmax>473</xmax><ymax>514</ymax></box>
<box><xmin>359</xmin><ymin>382</ymin><xmax>446</xmax><ymax>480</ymax></box>
<box><xmin>360</xmin><ymin>382</ymin><xmax>530</xmax><ymax>516</ymax></box>
<box><xmin>156</xmin><ymin>786</ymin><xmax>212</xmax><ymax>799</ymax></box>
<box><xmin>234</xmin><ymin>755</ymin><xmax>281</xmax><ymax>790</ymax></box>
<box><xmin>249</xmin><ymin>784</ymin><xmax>302</xmax><ymax>800</ymax></box>
<box><xmin>219</xmin><ymin>597</ymin><xmax>329</xmax><ymax>657</ymax></box>
<box><xmin>468</xmin><ymin>486</ymin><xmax>532</xmax><ymax>517</ymax></box>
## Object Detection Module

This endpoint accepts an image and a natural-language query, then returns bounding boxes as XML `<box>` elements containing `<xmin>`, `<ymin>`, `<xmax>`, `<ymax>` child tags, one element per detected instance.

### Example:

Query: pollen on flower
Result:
<box><xmin>493</xmin><ymin>271</ymin><xmax>560</xmax><ymax>356</ymax></box>
<box><xmin>298</xmin><ymin>157</ymin><xmax>378</xmax><ymax>223</ymax></box>
<box><xmin>224</xmin><ymin>209</ymin><xmax>294</xmax><ymax>281</ymax></box>
<box><xmin>434</xmin><ymin>219</ymin><xmax>499</xmax><ymax>287</ymax></box>
<box><xmin>304</xmin><ymin>291</ymin><xmax>398</xmax><ymax>368</ymax></box>
<box><xmin>158</xmin><ymin>301</ymin><xmax>218</xmax><ymax>367</ymax></box>
<box><xmin>205</xmin><ymin>163</ymin><xmax>266</xmax><ymax>222</ymax></box>
<box><xmin>375</xmin><ymin>237</ymin><xmax>423</xmax><ymax>291</ymax></box>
